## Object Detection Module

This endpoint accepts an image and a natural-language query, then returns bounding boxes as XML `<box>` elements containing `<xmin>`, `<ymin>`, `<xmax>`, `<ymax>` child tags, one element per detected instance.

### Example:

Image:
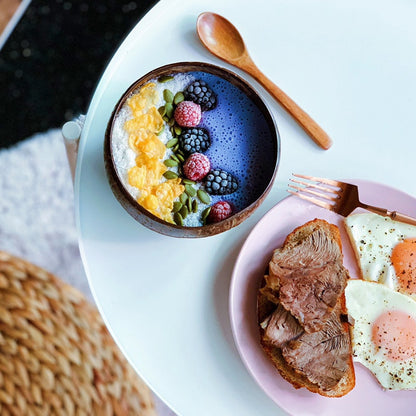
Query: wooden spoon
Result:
<box><xmin>197</xmin><ymin>12</ymin><xmax>332</xmax><ymax>150</ymax></box>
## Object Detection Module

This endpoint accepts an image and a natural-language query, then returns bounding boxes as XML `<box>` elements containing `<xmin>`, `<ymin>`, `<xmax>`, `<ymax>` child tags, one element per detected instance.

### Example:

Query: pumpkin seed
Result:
<box><xmin>185</xmin><ymin>184</ymin><xmax>196</xmax><ymax>197</ymax></box>
<box><xmin>163</xmin><ymin>89</ymin><xmax>174</xmax><ymax>103</ymax></box>
<box><xmin>164</xmin><ymin>159</ymin><xmax>178</xmax><ymax>167</ymax></box>
<box><xmin>176</xmin><ymin>153</ymin><xmax>185</xmax><ymax>163</ymax></box>
<box><xmin>192</xmin><ymin>199</ymin><xmax>198</xmax><ymax>213</ymax></box>
<box><xmin>179</xmin><ymin>193</ymin><xmax>188</xmax><ymax>205</ymax></box>
<box><xmin>156</xmin><ymin>125</ymin><xmax>165</xmax><ymax>136</ymax></box>
<box><xmin>165</xmin><ymin>102</ymin><xmax>174</xmax><ymax>118</ymax></box>
<box><xmin>158</xmin><ymin>105</ymin><xmax>166</xmax><ymax>117</ymax></box>
<box><xmin>173</xmin><ymin>92</ymin><xmax>185</xmax><ymax>105</ymax></box>
<box><xmin>174</xmin><ymin>125</ymin><xmax>182</xmax><ymax>136</ymax></box>
<box><xmin>163</xmin><ymin>115</ymin><xmax>169</xmax><ymax>122</ymax></box>
<box><xmin>201</xmin><ymin>206</ymin><xmax>211</xmax><ymax>223</ymax></box>
<box><xmin>174</xmin><ymin>212</ymin><xmax>183</xmax><ymax>226</ymax></box>
<box><xmin>179</xmin><ymin>205</ymin><xmax>189</xmax><ymax>219</ymax></box>
<box><xmin>172</xmin><ymin>201</ymin><xmax>182</xmax><ymax>213</ymax></box>
<box><xmin>182</xmin><ymin>178</ymin><xmax>195</xmax><ymax>185</ymax></box>
<box><xmin>197</xmin><ymin>189</ymin><xmax>211</xmax><ymax>204</ymax></box>
<box><xmin>173</xmin><ymin>144</ymin><xmax>179</xmax><ymax>152</ymax></box>
<box><xmin>158</xmin><ymin>75</ymin><xmax>174</xmax><ymax>83</ymax></box>
<box><xmin>168</xmin><ymin>118</ymin><xmax>175</xmax><ymax>127</ymax></box>
<box><xmin>163</xmin><ymin>171</ymin><xmax>178</xmax><ymax>180</ymax></box>
<box><xmin>166</xmin><ymin>138</ymin><xmax>178</xmax><ymax>148</ymax></box>
<box><xmin>187</xmin><ymin>197</ymin><xmax>192</xmax><ymax>212</ymax></box>
<box><xmin>170</xmin><ymin>154</ymin><xmax>180</xmax><ymax>163</ymax></box>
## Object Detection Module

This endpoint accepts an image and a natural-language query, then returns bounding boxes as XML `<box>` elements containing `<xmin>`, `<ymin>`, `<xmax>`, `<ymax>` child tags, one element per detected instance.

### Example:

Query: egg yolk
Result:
<box><xmin>372</xmin><ymin>309</ymin><xmax>416</xmax><ymax>361</ymax></box>
<box><xmin>391</xmin><ymin>239</ymin><xmax>416</xmax><ymax>294</ymax></box>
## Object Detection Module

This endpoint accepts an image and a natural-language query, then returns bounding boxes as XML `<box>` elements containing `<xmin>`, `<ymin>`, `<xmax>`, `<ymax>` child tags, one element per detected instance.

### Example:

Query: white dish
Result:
<box><xmin>75</xmin><ymin>0</ymin><xmax>416</xmax><ymax>414</ymax></box>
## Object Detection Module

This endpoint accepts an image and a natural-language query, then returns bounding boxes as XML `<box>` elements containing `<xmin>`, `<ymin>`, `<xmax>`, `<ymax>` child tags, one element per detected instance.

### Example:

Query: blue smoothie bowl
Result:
<box><xmin>104</xmin><ymin>62</ymin><xmax>280</xmax><ymax>238</ymax></box>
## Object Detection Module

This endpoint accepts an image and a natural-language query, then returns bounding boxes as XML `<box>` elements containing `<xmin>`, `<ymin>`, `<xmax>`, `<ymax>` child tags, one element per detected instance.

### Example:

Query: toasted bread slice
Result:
<box><xmin>258</xmin><ymin>219</ymin><xmax>355</xmax><ymax>397</ymax></box>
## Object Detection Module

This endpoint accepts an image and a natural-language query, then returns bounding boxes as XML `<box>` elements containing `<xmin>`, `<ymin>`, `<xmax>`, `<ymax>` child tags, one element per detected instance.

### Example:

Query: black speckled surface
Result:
<box><xmin>0</xmin><ymin>0</ymin><xmax>158</xmax><ymax>148</ymax></box>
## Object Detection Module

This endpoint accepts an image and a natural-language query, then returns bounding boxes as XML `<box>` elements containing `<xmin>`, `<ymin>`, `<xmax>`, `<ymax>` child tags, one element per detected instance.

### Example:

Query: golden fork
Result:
<box><xmin>288</xmin><ymin>174</ymin><xmax>416</xmax><ymax>226</ymax></box>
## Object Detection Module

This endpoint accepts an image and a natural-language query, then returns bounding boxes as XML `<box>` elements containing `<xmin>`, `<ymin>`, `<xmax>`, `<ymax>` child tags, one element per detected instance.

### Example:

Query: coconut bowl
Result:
<box><xmin>104</xmin><ymin>62</ymin><xmax>280</xmax><ymax>238</ymax></box>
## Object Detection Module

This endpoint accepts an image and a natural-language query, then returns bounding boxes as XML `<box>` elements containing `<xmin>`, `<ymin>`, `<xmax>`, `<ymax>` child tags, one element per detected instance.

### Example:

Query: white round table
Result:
<box><xmin>75</xmin><ymin>1</ymin><xmax>416</xmax><ymax>414</ymax></box>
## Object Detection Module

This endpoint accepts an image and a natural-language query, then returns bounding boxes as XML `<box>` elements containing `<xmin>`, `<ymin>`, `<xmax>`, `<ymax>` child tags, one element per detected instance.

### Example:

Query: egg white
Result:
<box><xmin>345</xmin><ymin>213</ymin><xmax>416</xmax><ymax>294</ymax></box>
<box><xmin>346</xmin><ymin>280</ymin><xmax>416</xmax><ymax>390</ymax></box>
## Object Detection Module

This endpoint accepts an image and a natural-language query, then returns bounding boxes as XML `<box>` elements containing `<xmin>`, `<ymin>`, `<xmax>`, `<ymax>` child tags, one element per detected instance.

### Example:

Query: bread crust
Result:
<box><xmin>258</xmin><ymin>219</ymin><xmax>355</xmax><ymax>397</ymax></box>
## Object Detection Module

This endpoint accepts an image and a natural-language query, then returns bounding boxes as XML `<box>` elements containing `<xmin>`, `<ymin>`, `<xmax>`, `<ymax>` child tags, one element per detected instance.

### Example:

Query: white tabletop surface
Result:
<box><xmin>75</xmin><ymin>0</ymin><xmax>416</xmax><ymax>415</ymax></box>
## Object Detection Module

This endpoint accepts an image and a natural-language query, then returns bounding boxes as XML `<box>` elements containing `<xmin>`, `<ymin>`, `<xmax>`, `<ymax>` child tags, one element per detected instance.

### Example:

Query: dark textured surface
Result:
<box><xmin>0</xmin><ymin>0</ymin><xmax>158</xmax><ymax>148</ymax></box>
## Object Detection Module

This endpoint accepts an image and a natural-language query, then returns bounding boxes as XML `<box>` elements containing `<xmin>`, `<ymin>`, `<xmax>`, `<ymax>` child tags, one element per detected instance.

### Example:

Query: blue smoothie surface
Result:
<box><xmin>189</xmin><ymin>71</ymin><xmax>278</xmax><ymax>212</ymax></box>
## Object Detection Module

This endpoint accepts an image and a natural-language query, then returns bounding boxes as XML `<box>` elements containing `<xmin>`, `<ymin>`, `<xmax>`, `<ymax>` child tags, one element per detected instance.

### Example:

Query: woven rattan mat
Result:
<box><xmin>0</xmin><ymin>251</ymin><xmax>157</xmax><ymax>415</ymax></box>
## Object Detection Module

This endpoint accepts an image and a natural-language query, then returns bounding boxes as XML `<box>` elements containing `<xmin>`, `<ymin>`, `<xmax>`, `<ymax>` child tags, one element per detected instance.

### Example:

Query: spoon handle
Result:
<box><xmin>242</xmin><ymin>62</ymin><xmax>332</xmax><ymax>150</ymax></box>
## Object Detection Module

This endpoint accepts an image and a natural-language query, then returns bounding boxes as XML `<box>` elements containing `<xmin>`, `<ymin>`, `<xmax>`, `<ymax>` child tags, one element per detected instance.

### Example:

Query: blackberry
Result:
<box><xmin>204</xmin><ymin>169</ymin><xmax>238</xmax><ymax>195</ymax></box>
<box><xmin>178</xmin><ymin>128</ymin><xmax>211</xmax><ymax>155</ymax></box>
<box><xmin>185</xmin><ymin>80</ymin><xmax>217</xmax><ymax>111</ymax></box>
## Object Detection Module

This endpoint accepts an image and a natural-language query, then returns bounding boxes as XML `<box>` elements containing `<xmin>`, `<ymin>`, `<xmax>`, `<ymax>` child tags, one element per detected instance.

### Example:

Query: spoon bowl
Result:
<box><xmin>197</xmin><ymin>12</ymin><xmax>332</xmax><ymax>150</ymax></box>
<box><xmin>197</xmin><ymin>12</ymin><xmax>246</xmax><ymax>61</ymax></box>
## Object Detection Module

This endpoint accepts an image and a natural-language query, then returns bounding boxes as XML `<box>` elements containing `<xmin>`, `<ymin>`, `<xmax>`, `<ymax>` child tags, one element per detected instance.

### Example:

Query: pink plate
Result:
<box><xmin>230</xmin><ymin>179</ymin><xmax>416</xmax><ymax>416</ymax></box>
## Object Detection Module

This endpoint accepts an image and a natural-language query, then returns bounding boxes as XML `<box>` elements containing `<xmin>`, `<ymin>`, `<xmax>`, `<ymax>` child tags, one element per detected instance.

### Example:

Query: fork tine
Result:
<box><xmin>289</xmin><ymin>178</ymin><xmax>338</xmax><ymax>194</ymax></box>
<box><xmin>292</xmin><ymin>173</ymin><xmax>340</xmax><ymax>187</ymax></box>
<box><xmin>288</xmin><ymin>185</ymin><xmax>339</xmax><ymax>202</ymax></box>
<box><xmin>288</xmin><ymin>190</ymin><xmax>334</xmax><ymax>210</ymax></box>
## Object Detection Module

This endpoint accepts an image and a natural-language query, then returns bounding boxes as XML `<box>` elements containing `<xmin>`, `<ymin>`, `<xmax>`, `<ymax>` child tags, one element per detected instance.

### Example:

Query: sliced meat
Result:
<box><xmin>264</xmin><ymin>273</ymin><xmax>280</xmax><ymax>294</ymax></box>
<box><xmin>281</xmin><ymin>304</ymin><xmax>350</xmax><ymax>391</ymax></box>
<box><xmin>269</xmin><ymin>227</ymin><xmax>348</xmax><ymax>332</ymax></box>
<box><xmin>258</xmin><ymin>274</ymin><xmax>280</xmax><ymax>305</ymax></box>
<box><xmin>277</xmin><ymin>263</ymin><xmax>348</xmax><ymax>332</ymax></box>
<box><xmin>261</xmin><ymin>303</ymin><xmax>304</xmax><ymax>348</ymax></box>
<box><xmin>271</xmin><ymin>224</ymin><xmax>342</xmax><ymax>269</ymax></box>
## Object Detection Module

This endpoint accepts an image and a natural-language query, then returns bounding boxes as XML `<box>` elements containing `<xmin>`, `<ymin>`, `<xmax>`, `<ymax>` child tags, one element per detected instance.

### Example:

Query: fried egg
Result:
<box><xmin>345</xmin><ymin>213</ymin><xmax>416</xmax><ymax>297</ymax></box>
<box><xmin>346</xmin><ymin>280</ymin><xmax>416</xmax><ymax>390</ymax></box>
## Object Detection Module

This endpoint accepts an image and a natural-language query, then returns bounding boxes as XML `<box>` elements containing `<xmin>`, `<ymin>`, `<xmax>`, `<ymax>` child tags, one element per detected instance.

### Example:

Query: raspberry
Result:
<box><xmin>185</xmin><ymin>80</ymin><xmax>217</xmax><ymax>111</ymax></box>
<box><xmin>183</xmin><ymin>153</ymin><xmax>211</xmax><ymax>181</ymax></box>
<box><xmin>208</xmin><ymin>201</ymin><xmax>233</xmax><ymax>223</ymax></box>
<box><xmin>204</xmin><ymin>169</ymin><xmax>238</xmax><ymax>195</ymax></box>
<box><xmin>174</xmin><ymin>101</ymin><xmax>201</xmax><ymax>127</ymax></box>
<box><xmin>179</xmin><ymin>128</ymin><xmax>211</xmax><ymax>155</ymax></box>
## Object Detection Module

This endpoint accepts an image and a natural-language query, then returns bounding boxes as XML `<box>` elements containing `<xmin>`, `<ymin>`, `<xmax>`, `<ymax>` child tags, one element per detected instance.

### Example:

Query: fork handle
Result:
<box><xmin>362</xmin><ymin>204</ymin><xmax>416</xmax><ymax>226</ymax></box>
